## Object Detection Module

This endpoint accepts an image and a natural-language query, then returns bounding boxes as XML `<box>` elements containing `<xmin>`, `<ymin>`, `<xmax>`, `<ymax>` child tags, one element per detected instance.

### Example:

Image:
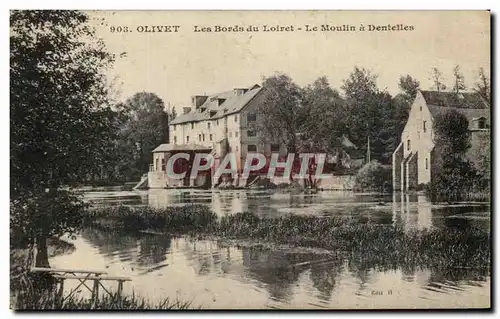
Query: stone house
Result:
<box><xmin>392</xmin><ymin>90</ymin><xmax>490</xmax><ymax>191</ymax></box>
<box><xmin>148</xmin><ymin>84</ymin><xmax>290</xmax><ymax>188</ymax></box>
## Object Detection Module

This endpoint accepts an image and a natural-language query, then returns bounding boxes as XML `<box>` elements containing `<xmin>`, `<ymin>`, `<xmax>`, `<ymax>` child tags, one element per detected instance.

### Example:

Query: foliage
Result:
<box><xmin>430</xmin><ymin>110</ymin><xmax>478</xmax><ymax>195</ymax></box>
<box><xmin>10</xmin><ymin>10</ymin><xmax>116</xmax><ymax>195</ymax></box>
<box><xmin>300</xmin><ymin>77</ymin><xmax>346</xmax><ymax>152</ymax></box>
<box><xmin>88</xmin><ymin>204</ymin><xmax>218</xmax><ymax>233</ymax></box>
<box><xmin>341</xmin><ymin>67</ymin><xmax>400</xmax><ymax>163</ymax></box>
<box><xmin>117</xmin><ymin>92</ymin><xmax>169</xmax><ymax>178</ymax></box>
<box><xmin>474</xmin><ymin>67</ymin><xmax>491</xmax><ymax>106</ymax></box>
<box><xmin>256</xmin><ymin>73</ymin><xmax>304</xmax><ymax>154</ymax></box>
<box><xmin>354</xmin><ymin>161</ymin><xmax>391</xmax><ymax>192</ymax></box>
<box><xmin>85</xmin><ymin>208</ymin><xmax>490</xmax><ymax>270</ymax></box>
<box><xmin>398</xmin><ymin>74</ymin><xmax>420</xmax><ymax>101</ymax></box>
<box><xmin>429</xmin><ymin>67</ymin><xmax>447</xmax><ymax>92</ymax></box>
<box><xmin>432</xmin><ymin>110</ymin><xmax>471</xmax><ymax>156</ymax></box>
<box><xmin>475</xmin><ymin>132</ymin><xmax>491</xmax><ymax>182</ymax></box>
<box><xmin>452</xmin><ymin>64</ymin><xmax>466</xmax><ymax>93</ymax></box>
<box><xmin>12</xmin><ymin>288</ymin><xmax>195</xmax><ymax>310</ymax></box>
<box><xmin>10</xmin><ymin>10</ymin><xmax>116</xmax><ymax>266</ymax></box>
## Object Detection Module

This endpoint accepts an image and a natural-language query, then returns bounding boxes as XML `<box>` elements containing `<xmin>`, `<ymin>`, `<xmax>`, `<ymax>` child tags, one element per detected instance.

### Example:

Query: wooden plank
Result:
<box><xmin>52</xmin><ymin>274</ymin><xmax>132</xmax><ymax>281</ymax></box>
<box><xmin>31</xmin><ymin>267</ymin><xmax>107</xmax><ymax>275</ymax></box>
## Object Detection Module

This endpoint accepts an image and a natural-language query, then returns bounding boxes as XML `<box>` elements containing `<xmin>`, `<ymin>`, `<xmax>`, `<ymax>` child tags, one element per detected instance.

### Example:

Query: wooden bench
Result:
<box><xmin>30</xmin><ymin>267</ymin><xmax>132</xmax><ymax>308</ymax></box>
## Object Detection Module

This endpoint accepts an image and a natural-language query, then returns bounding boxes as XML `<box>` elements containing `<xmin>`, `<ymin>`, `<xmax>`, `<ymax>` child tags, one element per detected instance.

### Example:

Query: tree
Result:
<box><xmin>474</xmin><ymin>67</ymin><xmax>491</xmax><ymax>106</ymax></box>
<box><xmin>354</xmin><ymin>160</ymin><xmax>391</xmax><ymax>192</ymax></box>
<box><xmin>429</xmin><ymin>110</ymin><xmax>476</xmax><ymax>195</ymax></box>
<box><xmin>341</xmin><ymin>67</ymin><xmax>397</xmax><ymax>163</ymax></box>
<box><xmin>429</xmin><ymin>67</ymin><xmax>447</xmax><ymax>92</ymax></box>
<box><xmin>256</xmin><ymin>73</ymin><xmax>304</xmax><ymax>155</ymax></box>
<box><xmin>452</xmin><ymin>64</ymin><xmax>466</xmax><ymax>93</ymax></box>
<box><xmin>393</xmin><ymin>74</ymin><xmax>421</xmax><ymax>141</ymax></box>
<box><xmin>398</xmin><ymin>74</ymin><xmax>420</xmax><ymax>101</ymax></box>
<box><xmin>301</xmin><ymin>76</ymin><xmax>346</xmax><ymax>152</ymax></box>
<box><xmin>118</xmin><ymin>92</ymin><xmax>169</xmax><ymax>177</ymax></box>
<box><xmin>10</xmin><ymin>10</ymin><xmax>115</xmax><ymax>266</ymax></box>
<box><xmin>475</xmin><ymin>132</ymin><xmax>490</xmax><ymax>186</ymax></box>
<box><xmin>170</xmin><ymin>106</ymin><xmax>177</xmax><ymax>120</ymax></box>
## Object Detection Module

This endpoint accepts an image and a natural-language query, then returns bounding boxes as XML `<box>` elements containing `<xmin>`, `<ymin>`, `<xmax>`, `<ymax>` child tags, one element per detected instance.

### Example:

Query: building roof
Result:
<box><xmin>170</xmin><ymin>84</ymin><xmax>263</xmax><ymax>125</ymax></box>
<box><xmin>152</xmin><ymin>143</ymin><xmax>212</xmax><ymax>153</ymax></box>
<box><xmin>421</xmin><ymin>90</ymin><xmax>490</xmax><ymax>129</ymax></box>
<box><xmin>420</xmin><ymin>90</ymin><xmax>488</xmax><ymax>109</ymax></box>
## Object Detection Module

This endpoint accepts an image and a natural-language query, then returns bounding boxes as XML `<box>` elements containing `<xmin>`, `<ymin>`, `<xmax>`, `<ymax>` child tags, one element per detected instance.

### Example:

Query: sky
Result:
<box><xmin>88</xmin><ymin>10</ymin><xmax>490</xmax><ymax>111</ymax></box>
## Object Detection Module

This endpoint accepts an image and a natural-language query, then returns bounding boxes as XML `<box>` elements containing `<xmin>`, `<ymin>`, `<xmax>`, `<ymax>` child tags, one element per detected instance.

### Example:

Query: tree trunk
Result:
<box><xmin>35</xmin><ymin>237</ymin><xmax>50</xmax><ymax>268</ymax></box>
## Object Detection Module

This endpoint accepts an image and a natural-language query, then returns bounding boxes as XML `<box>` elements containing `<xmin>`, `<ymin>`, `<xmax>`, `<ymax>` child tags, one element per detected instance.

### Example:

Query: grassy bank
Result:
<box><xmin>12</xmin><ymin>289</ymin><xmax>195</xmax><ymax>310</ymax></box>
<box><xmin>86</xmin><ymin>205</ymin><xmax>491</xmax><ymax>270</ymax></box>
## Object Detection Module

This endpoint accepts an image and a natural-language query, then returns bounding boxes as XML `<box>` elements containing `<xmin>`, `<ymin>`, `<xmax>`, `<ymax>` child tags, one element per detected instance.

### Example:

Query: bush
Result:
<box><xmin>354</xmin><ymin>161</ymin><xmax>391</xmax><ymax>192</ymax></box>
<box><xmin>87</xmin><ymin>205</ymin><xmax>218</xmax><ymax>233</ymax></box>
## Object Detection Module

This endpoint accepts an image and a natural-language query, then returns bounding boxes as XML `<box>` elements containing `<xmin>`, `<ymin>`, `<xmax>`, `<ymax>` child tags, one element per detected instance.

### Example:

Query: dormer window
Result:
<box><xmin>423</xmin><ymin>121</ymin><xmax>427</xmax><ymax>132</ymax></box>
<box><xmin>407</xmin><ymin>139</ymin><xmax>411</xmax><ymax>151</ymax></box>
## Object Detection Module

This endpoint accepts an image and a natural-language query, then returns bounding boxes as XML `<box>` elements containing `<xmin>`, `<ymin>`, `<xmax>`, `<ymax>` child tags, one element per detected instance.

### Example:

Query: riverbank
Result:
<box><xmin>10</xmin><ymin>237</ymin><xmax>197</xmax><ymax>310</ymax></box>
<box><xmin>86</xmin><ymin>205</ymin><xmax>491</xmax><ymax>271</ymax></box>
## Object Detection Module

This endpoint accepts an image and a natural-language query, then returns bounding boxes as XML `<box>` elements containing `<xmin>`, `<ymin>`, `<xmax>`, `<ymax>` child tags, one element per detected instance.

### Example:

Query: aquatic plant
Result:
<box><xmin>85</xmin><ymin>206</ymin><xmax>490</xmax><ymax>270</ymax></box>
<box><xmin>11</xmin><ymin>288</ymin><xmax>195</xmax><ymax>310</ymax></box>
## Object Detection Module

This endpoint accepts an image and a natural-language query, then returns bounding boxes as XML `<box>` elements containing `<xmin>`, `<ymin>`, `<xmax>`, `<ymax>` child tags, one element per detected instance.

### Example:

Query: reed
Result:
<box><xmin>86</xmin><ymin>205</ymin><xmax>491</xmax><ymax>270</ymax></box>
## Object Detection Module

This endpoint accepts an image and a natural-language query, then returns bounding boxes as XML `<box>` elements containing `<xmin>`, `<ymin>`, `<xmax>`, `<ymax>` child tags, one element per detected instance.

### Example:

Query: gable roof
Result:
<box><xmin>420</xmin><ymin>90</ymin><xmax>488</xmax><ymax>109</ymax></box>
<box><xmin>420</xmin><ymin>90</ymin><xmax>490</xmax><ymax>129</ymax></box>
<box><xmin>170</xmin><ymin>85</ymin><xmax>263</xmax><ymax>125</ymax></box>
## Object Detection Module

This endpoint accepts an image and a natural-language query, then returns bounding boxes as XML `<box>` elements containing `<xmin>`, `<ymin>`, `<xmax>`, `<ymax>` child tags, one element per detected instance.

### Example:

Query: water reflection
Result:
<box><xmin>83</xmin><ymin>189</ymin><xmax>490</xmax><ymax>232</ymax></box>
<box><xmin>49</xmin><ymin>227</ymin><xmax>490</xmax><ymax>309</ymax></box>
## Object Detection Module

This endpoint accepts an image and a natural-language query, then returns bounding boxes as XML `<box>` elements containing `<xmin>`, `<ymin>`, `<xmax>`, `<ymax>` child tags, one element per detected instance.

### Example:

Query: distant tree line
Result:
<box><xmin>256</xmin><ymin>65</ymin><xmax>489</xmax><ymax>168</ymax></box>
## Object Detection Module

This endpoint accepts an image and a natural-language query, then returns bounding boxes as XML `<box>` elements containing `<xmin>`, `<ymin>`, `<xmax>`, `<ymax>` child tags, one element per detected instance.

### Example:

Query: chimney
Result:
<box><xmin>183</xmin><ymin>107</ymin><xmax>191</xmax><ymax>115</ymax></box>
<box><xmin>191</xmin><ymin>95</ymin><xmax>208</xmax><ymax>108</ymax></box>
<box><xmin>233</xmin><ymin>88</ymin><xmax>248</xmax><ymax>96</ymax></box>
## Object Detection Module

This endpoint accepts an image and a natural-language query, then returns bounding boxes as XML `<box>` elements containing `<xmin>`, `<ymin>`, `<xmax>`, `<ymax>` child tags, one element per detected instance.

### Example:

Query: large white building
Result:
<box><xmin>148</xmin><ymin>84</ymin><xmax>287</xmax><ymax>188</ymax></box>
<box><xmin>392</xmin><ymin>90</ymin><xmax>490</xmax><ymax>191</ymax></box>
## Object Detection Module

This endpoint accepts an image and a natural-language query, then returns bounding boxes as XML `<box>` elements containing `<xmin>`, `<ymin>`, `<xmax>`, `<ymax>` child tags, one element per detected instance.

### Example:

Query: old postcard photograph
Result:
<box><xmin>9</xmin><ymin>10</ymin><xmax>491</xmax><ymax>310</ymax></box>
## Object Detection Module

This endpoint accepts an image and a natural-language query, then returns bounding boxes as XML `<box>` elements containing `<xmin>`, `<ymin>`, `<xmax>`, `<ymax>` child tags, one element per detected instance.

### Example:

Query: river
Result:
<box><xmin>50</xmin><ymin>189</ymin><xmax>490</xmax><ymax>309</ymax></box>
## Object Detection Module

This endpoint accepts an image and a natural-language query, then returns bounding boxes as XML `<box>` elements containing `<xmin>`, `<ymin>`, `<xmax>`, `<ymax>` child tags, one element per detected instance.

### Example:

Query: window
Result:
<box><xmin>247</xmin><ymin>144</ymin><xmax>257</xmax><ymax>152</ymax></box>
<box><xmin>247</xmin><ymin>113</ymin><xmax>256</xmax><ymax>122</ymax></box>
<box><xmin>407</xmin><ymin>139</ymin><xmax>411</xmax><ymax>151</ymax></box>
<box><xmin>425</xmin><ymin>158</ymin><xmax>429</xmax><ymax>170</ymax></box>
<box><xmin>202</xmin><ymin>134</ymin><xmax>205</xmax><ymax>142</ymax></box>
<box><xmin>216</xmin><ymin>119</ymin><xmax>219</xmax><ymax>126</ymax></box>
<box><xmin>209</xmin><ymin>134</ymin><xmax>213</xmax><ymax>141</ymax></box>
<box><xmin>478</xmin><ymin>118</ymin><xmax>486</xmax><ymax>129</ymax></box>
<box><xmin>191</xmin><ymin>123</ymin><xmax>194</xmax><ymax>129</ymax></box>
<box><xmin>173</xmin><ymin>136</ymin><xmax>177</xmax><ymax>144</ymax></box>
<box><xmin>208</xmin><ymin>122</ymin><xmax>211</xmax><ymax>129</ymax></box>
<box><xmin>173</xmin><ymin>125</ymin><xmax>176</xmax><ymax>131</ymax></box>
<box><xmin>234</xmin><ymin>115</ymin><xmax>238</xmax><ymax>122</ymax></box>
<box><xmin>247</xmin><ymin>130</ymin><xmax>256</xmax><ymax>137</ymax></box>
<box><xmin>155</xmin><ymin>158</ymin><xmax>159</xmax><ymax>171</ymax></box>
<box><xmin>235</xmin><ymin>131</ymin><xmax>238</xmax><ymax>138</ymax></box>
<box><xmin>271</xmin><ymin>144</ymin><xmax>280</xmax><ymax>152</ymax></box>
<box><xmin>161</xmin><ymin>159</ymin><xmax>166</xmax><ymax>171</ymax></box>
<box><xmin>186</xmin><ymin>136</ymin><xmax>190</xmax><ymax>143</ymax></box>
<box><xmin>198</xmin><ymin>134</ymin><xmax>202</xmax><ymax>141</ymax></box>
<box><xmin>423</xmin><ymin>121</ymin><xmax>427</xmax><ymax>132</ymax></box>
<box><xmin>420</xmin><ymin>106</ymin><xmax>422</xmax><ymax>111</ymax></box>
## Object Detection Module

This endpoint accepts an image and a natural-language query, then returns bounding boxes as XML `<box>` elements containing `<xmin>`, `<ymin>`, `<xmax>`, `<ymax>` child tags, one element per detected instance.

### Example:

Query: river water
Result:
<box><xmin>50</xmin><ymin>189</ymin><xmax>490</xmax><ymax>309</ymax></box>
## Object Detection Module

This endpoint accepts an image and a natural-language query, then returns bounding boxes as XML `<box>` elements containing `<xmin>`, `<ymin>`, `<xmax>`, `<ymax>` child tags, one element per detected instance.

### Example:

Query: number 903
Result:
<box><xmin>109</xmin><ymin>26</ymin><xmax>130</xmax><ymax>33</ymax></box>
